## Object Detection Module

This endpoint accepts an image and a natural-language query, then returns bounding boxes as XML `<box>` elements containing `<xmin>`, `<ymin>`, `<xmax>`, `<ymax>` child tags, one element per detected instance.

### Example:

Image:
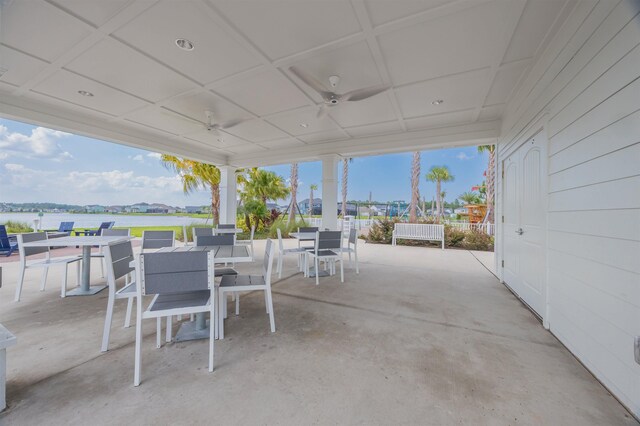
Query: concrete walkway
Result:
<box><xmin>0</xmin><ymin>240</ymin><xmax>635</xmax><ymax>424</ymax></box>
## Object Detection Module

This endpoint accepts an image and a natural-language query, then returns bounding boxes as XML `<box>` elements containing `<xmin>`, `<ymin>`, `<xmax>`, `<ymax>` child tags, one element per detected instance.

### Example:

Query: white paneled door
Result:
<box><xmin>502</xmin><ymin>131</ymin><xmax>547</xmax><ymax>318</ymax></box>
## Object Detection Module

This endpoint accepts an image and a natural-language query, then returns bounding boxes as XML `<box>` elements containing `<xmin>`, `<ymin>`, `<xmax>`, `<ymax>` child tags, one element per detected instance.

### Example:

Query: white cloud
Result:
<box><xmin>130</xmin><ymin>154</ymin><xmax>144</xmax><ymax>162</ymax></box>
<box><xmin>456</xmin><ymin>152</ymin><xmax>474</xmax><ymax>161</ymax></box>
<box><xmin>0</xmin><ymin>125</ymin><xmax>73</xmax><ymax>161</ymax></box>
<box><xmin>147</xmin><ymin>152</ymin><xmax>162</xmax><ymax>160</ymax></box>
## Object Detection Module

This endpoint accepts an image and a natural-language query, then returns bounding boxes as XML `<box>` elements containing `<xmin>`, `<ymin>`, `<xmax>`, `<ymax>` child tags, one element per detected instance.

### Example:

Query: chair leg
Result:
<box><xmin>101</xmin><ymin>293</ymin><xmax>115</xmax><ymax>352</ymax></box>
<box><xmin>315</xmin><ymin>257</ymin><xmax>319</xmax><ymax>285</ymax></box>
<box><xmin>355</xmin><ymin>250</ymin><xmax>359</xmax><ymax>274</ymax></box>
<box><xmin>209</xmin><ymin>305</ymin><xmax>215</xmax><ymax>372</ymax></box>
<box><xmin>156</xmin><ymin>317</ymin><xmax>161</xmax><ymax>348</ymax></box>
<box><xmin>134</xmin><ymin>299</ymin><xmax>143</xmax><ymax>386</ymax></box>
<box><xmin>61</xmin><ymin>264</ymin><xmax>69</xmax><ymax>298</ymax></box>
<box><xmin>277</xmin><ymin>254</ymin><xmax>283</xmax><ymax>279</ymax></box>
<box><xmin>166</xmin><ymin>316</ymin><xmax>172</xmax><ymax>343</ymax></box>
<box><xmin>100</xmin><ymin>257</ymin><xmax>105</xmax><ymax>278</ymax></box>
<box><xmin>340</xmin><ymin>259</ymin><xmax>344</xmax><ymax>283</ymax></box>
<box><xmin>40</xmin><ymin>267</ymin><xmax>49</xmax><ymax>291</ymax></box>
<box><xmin>266</xmin><ymin>288</ymin><xmax>275</xmax><ymax>332</ymax></box>
<box><xmin>124</xmin><ymin>298</ymin><xmax>133</xmax><ymax>328</ymax></box>
<box><xmin>14</xmin><ymin>261</ymin><xmax>26</xmax><ymax>302</ymax></box>
<box><xmin>218</xmin><ymin>289</ymin><xmax>225</xmax><ymax>340</ymax></box>
<box><xmin>76</xmin><ymin>261</ymin><xmax>81</xmax><ymax>286</ymax></box>
<box><xmin>264</xmin><ymin>289</ymin><xmax>269</xmax><ymax>314</ymax></box>
<box><xmin>235</xmin><ymin>292</ymin><xmax>240</xmax><ymax>316</ymax></box>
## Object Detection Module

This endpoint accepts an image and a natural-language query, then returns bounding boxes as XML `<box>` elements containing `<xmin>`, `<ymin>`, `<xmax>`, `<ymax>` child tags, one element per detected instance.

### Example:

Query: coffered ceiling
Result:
<box><xmin>0</xmin><ymin>0</ymin><xmax>573</xmax><ymax>166</ymax></box>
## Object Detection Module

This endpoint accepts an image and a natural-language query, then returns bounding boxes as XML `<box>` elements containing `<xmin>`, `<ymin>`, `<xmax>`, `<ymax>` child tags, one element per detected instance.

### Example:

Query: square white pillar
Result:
<box><xmin>320</xmin><ymin>155</ymin><xmax>340</xmax><ymax>230</ymax></box>
<box><xmin>218</xmin><ymin>166</ymin><xmax>237</xmax><ymax>225</ymax></box>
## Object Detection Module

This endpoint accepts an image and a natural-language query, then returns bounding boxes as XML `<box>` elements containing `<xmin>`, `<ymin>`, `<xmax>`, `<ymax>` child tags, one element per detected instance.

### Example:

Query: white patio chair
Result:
<box><xmin>134</xmin><ymin>250</ymin><xmax>215</xmax><ymax>386</ymax></box>
<box><xmin>236</xmin><ymin>225</ymin><xmax>255</xmax><ymax>258</ymax></box>
<box><xmin>218</xmin><ymin>239</ymin><xmax>276</xmax><ymax>339</ymax></box>
<box><xmin>14</xmin><ymin>233</ymin><xmax>81</xmax><ymax>301</ymax></box>
<box><xmin>276</xmin><ymin>228</ymin><xmax>306</xmax><ymax>278</ymax></box>
<box><xmin>141</xmin><ymin>230</ymin><xmax>175</xmax><ymax>251</ymax></box>
<box><xmin>101</xmin><ymin>239</ymin><xmax>136</xmax><ymax>352</ymax></box>
<box><xmin>340</xmin><ymin>228</ymin><xmax>359</xmax><ymax>274</ymax></box>
<box><xmin>95</xmin><ymin>228</ymin><xmax>130</xmax><ymax>277</ymax></box>
<box><xmin>192</xmin><ymin>227</ymin><xmax>214</xmax><ymax>247</ymax></box>
<box><xmin>297</xmin><ymin>226</ymin><xmax>318</xmax><ymax>249</ymax></box>
<box><xmin>304</xmin><ymin>231</ymin><xmax>344</xmax><ymax>285</ymax></box>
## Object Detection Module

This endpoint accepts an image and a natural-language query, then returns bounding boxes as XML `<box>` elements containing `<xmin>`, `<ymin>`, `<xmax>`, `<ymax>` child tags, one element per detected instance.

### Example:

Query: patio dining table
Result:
<box><xmin>132</xmin><ymin>245</ymin><xmax>252</xmax><ymax>341</ymax></box>
<box><xmin>21</xmin><ymin>235</ymin><xmax>131</xmax><ymax>296</ymax></box>
<box><xmin>289</xmin><ymin>232</ymin><xmax>331</xmax><ymax>278</ymax></box>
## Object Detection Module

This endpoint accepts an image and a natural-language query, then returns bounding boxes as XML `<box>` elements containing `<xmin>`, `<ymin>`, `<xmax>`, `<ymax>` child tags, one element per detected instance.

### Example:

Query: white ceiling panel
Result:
<box><xmin>49</xmin><ymin>0</ymin><xmax>134</xmax><ymax>27</ymax></box>
<box><xmin>0</xmin><ymin>46</ymin><xmax>49</xmax><ymax>87</ymax></box>
<box><xmin>298</xmin><ymin>129</ymin><xmax>348</xmax><ymax>144</ymax></box>
<box><xmin>212</xmin><ymin>0</ymin><xmax>362</xmax><ymax>60</ymax></box>
<box><xmin>258</xmin><ymin>138</ymin><xmax>306</xmax><ymax>149</ymax></box>
<box><xmin>395</xmin><ymin>69</ymin><xmax>489</xmax><ymax>119</ymax></box>
<box><xmin>224</xmin><ymin>119</ymin><xmax>290</xmax><ymax>142</ymax></box>
<box><xmin>365</xmin><ymin>0</ymin><xmax>449</xmax><ymax>27</ymax></box>
<box><xmin>328</xmin><ymin>93</ymin><xmax>397</xmax><ymax>128</ymax></box>
<box><xmin>225</xmin><ymin>143</ymin><xmax>267</xmax><ymax>155</ymax></box>
<box><xmin>344</xmin><ymin>121</ymin><xmax>403</xmax><ymax>138</ymax></box>
<box><xmin>503</xmin><ymin>0</ymin><xmax>568</xmax><ymax>64</ymax></box>
<box><xmin>2</xmin><ymin>0</ymin><xmax>92</xmax><ymax>62</ymax></box>
<box><xmin>113</xmin><ymin>0</ymin><xmax>260</xmax><ymax>85</ymax></box>
<box><xmin>126</xmin><ymin>107</ymin><xmax>202</xmax><ymax>135</ymax></box>
<box><xmin>163</xmin><ymin>91</ymin><xmax>252</xmax><ymax>125</ymax></box>
<box><xmin>405</xmin><ymin>109</ymin><xmax>474</xmax><ymax>131</ymax></box>
<box><xmin>287</xmin><ymin>41</ymin><xmax>383</xmax><ymax>99</ymax></box>
<box><xmin>484</xmin><ymin>62</ymin><xmax>528</xmax><ymax>106</ymax></box>
<box><xmin>66</xmin><ymin>39</ymin><xmax>198</xmax><ymax>102</ymax></box>
<box><xmin>266</xmin><ymin>107</ymin><xmax>340</xmax><ymax>136</ymax></box>
<box><xmin>211</xmin><ymin>70</ymin><xmax>310</xmax><ymax>116</ymax></box>
<box><xmin>478</xmin><ymin>104</ymin><xmax>505</xmax><ymax>122</ymax></box>
<box><xmin>185</xmin><ymin>129</ymin><xmax>241</xmax><ymax>148</ymax></box>
<box><xmin>31</xmin><ymin>70</ymin><xmax>149</xmax><ymax>116</ymax></box>
<box><xmin>378</xmin><ymin>1</ymin><xmax>513</xmax><ymax>85</ymax></box>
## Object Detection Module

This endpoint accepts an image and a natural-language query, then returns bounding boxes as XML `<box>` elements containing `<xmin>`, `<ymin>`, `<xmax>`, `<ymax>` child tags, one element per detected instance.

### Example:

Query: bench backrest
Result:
<box><xmin>394</xmin><ymin>223</ymin><xmax>444</xmax><ymax>239</ymax></box>
<box><xmin>0</xmin><ymin>225</ymin><xmax>12</xmax><ymax>250</ymax></box>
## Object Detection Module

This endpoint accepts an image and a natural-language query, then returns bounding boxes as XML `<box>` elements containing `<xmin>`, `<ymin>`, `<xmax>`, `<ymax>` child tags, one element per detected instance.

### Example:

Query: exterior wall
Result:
<box><xmin>496</xmin><ymin>0</ymin><xmax>640</xmax><ymax>416</ymax></box>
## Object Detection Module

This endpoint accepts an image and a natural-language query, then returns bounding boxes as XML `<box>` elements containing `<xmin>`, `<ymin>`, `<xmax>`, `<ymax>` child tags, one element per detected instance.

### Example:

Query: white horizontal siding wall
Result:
<box><xmin>496</xmin><ymin>0</ymin><xmax>640</xmax><ymax>417</ymax></box>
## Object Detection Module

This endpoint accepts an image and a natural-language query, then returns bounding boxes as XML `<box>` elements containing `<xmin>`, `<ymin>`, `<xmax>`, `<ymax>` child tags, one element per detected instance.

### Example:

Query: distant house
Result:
<box><xmin>299</xmin><ymin>198</ymin><xmax>322</xmax><ymax>215</ymax></box>
<box><xmin>186</xmin><ymin>206</ymin><xmax>203</xmax><ymax>214</ymax></box>
<box><xmin>85</xmin><ymin>205</ymin><xmax>105</xmax><ymax>213</ymax></box>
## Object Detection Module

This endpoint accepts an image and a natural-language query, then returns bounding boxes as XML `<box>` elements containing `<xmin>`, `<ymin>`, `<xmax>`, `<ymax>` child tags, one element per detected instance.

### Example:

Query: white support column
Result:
<box><xmin>218</xmin><ymin>166</ymin><xmax>237</xmax><ymax>225</ymax></box>
<box><xmin>320</xmin><ymin>155</ymin><xmax>340</xmax><ymax>231</ymax></box>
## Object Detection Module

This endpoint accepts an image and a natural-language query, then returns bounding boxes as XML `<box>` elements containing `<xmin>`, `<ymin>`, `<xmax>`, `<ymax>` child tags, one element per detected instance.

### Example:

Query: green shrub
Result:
<box><xmin>444</xmin><ymin>225</ymin><xmax>465</xmax><ymax>247</ymax></box>
<box><xmin>176</xmin><ymin>222</ymin><xmax>207</xmax><ymax>242</ymax></box>
<box><xmin>366</xmin><ymin>219</ymin><xmax>396</xmax><ymax>244</ymax></box>
<box><xmin>2</xmin><ymin>220</ymin><xmax>33</xmax><ymax>233</ymax></box>
<box><xmin>268</xmin><ymin>219</ymin><xmax>310</xmax><ymax>239</ymax></box>
<box><xmin>462</xmin><ymin>229</ymin><xmax>494</xmax><ymax>251</ymax></box>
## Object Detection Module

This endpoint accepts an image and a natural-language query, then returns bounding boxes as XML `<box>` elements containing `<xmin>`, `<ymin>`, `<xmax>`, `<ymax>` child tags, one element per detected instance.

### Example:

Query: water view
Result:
<box><xmin>0</xmin><ymin>213</ymin><xmax>211</xmax><ymax>229</ymax></box>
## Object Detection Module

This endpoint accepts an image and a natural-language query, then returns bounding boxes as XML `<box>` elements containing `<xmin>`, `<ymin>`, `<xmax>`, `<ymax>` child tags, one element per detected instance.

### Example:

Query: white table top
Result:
<box><xmin>289</xmin><ymin>232</ymin><xmax>317</xmax><ymax>240</ymax></box>
<box><xmin>215</xmin><ymin>228</ymin><xmax>243</xmax><ymax>234</ymax></box>
<box><xmin>21</xmin><ymin>235</ymin><xmax>131</xmax><ymax>247</ymax></box>
<box><xmin>130</xmin><ymin>245</ymin><xmax>252</xmax><ymax>267</ymax></box>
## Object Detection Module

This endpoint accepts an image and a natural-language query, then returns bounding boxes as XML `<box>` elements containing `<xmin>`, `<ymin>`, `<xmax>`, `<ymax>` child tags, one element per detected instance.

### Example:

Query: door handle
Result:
<box><xmin>515</xmin><ymin>228</ymin><xmax>523</xmax><ymax>235</ymax></box>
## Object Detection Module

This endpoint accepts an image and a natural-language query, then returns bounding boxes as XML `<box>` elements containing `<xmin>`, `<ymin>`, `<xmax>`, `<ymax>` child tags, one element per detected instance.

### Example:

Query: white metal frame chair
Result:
<box><xmin>192</xmin><ymin>227</ymin><xmax>214</xmax><ymax>246</ymax></box>
<box><xmin>304</xmin><ymin>231</ymin><xmax>344</xmax><ymax>285</ymax></box>
<box><xmin>134</xmin><ymin>250</ymin><xmax>215</xmax><ymax>386</ymax></box>
<box><xmin>141</xmin><ymin>230</ymin><xmax>175</xmax><ymax>251</ymax></box>
<box><xmin>101</xmin><ymin>239</ymin><xmax>136</xmax><ymax>352</ymax></box>
<box><xmin>236</xmin><ymin>224</ymin><xmax>255</xmax><ymax>258</ymax></box>
<box><xmin>340</xmin><ymin>228</ymin><xmax>359</xmax><ymax>274</ymax></box>
<box><xmin>218</xmin><ymin>239</ymin><xmax>276</xmax><ymax>339</ymax></box>
<box><xmin>297</xmin><ymin>226</ymin><xmax>318</xmax><ymax>249</ymax></box>
<box><xmin>276</xmin><ymin>228</ymin><xmax>306</xmax><ymax>278</ymax></box>
<box><xmin>14</xmin><ymin>233</ymin><xmax>82</xmax><ymax>301</ymax></box>
<box><xmin>94</xmin><ymin>228</ymin><xmax>130</xmax><ymax>277</ymax></box>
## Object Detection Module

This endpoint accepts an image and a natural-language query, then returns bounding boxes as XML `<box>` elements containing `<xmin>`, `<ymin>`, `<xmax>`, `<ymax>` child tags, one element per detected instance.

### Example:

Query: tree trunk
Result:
<box><xmin>309</xmin><ymin>188</ymin><xmax>314</xmax><ymax>218</ymax></box>
<box><xmin>288</xmin><ymin>163</ymin><xmax>298</xmax><ymax>223</ymax></box>
<box><xmin>211</xmin><ymin>184</ymin><xmax>220</xmax><ymax>225</ymax></box>
<box><xmin>435</xmin><ymin>180</ymin><xmax>442</xmax><ymax>223</ymax></box>
<box><xmin>485</xmin><ymin>150</ymin><xmax>495</xmax><ymax>223</ymax></box>
<box><xmin>341</xmin><ymin>158</ymin><xmax>348</xmax><ymax>217</ymax></box>
<box><xmin>409</xmin><ymin>152</ymin><xmax>420</xmax><ymax>223</ymax></box>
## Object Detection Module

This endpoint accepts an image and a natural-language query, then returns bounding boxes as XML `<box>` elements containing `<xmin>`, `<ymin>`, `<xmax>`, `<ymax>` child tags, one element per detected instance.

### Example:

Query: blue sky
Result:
<box><xmin>0</xmin><ymin>117</ymin><xmax>488</xmax><ymax>207</ymax></box>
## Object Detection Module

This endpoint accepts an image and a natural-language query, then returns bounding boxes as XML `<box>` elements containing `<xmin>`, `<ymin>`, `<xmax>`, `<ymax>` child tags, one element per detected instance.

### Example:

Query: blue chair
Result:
<box><xmin>45</xmin><ymin>221</ymin><xmax>74</xmax><ymax>237</ymax></box>
<box><xmin>0</xmin><ymin>225</ymin><xmax>18</xmax><ymax>257</ymax></box>
<box><xmin>74</xmin><ymin>221</ymin><xmax>114</xmax><ymax>237</ymax></box>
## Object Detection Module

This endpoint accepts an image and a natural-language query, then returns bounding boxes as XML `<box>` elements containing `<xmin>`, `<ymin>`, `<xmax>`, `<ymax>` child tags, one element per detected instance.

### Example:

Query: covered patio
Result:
<box><xmin>0</xmin><ymin>240</ymin><xmax>634</xmax><ymax>424</ymax></box>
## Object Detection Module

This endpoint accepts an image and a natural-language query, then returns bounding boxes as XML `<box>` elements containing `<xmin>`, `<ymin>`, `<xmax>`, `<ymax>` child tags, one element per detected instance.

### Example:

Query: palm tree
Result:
<box><xmin>243</xmin><ymin>168</ymin><xmax>290</xmax><ymax>207</ymax></box>
<box><xmin>409</xmin><ymin>151</ymin><xmax>421</xmax><ymax>222</ymax></box>
<box><xmin>426</xmin><ymin>165</ymin><xmax>454</xmax><ymax>222</ymax></box>
<box><xmin>161</xmin><ymin>155</ymin><xmax>221</xmax><ymax>223</ymax></box>
<box><xmin>477</xmin><ymin>144</ymin><xmax>495</xmax><ymax>223</ymax></box>
<box><xmin>308</xmin><ymin>183</ymin><xmax>318</xmax><ymax>218</ymax></box>
<box><xmin>289</xmin><ymin>163</ymin><xmax>299</xmax><ymax>222</ymax></box>
<box><xmin>341</xmin><ymin>158</ymin><xmax>353</xmax><ymax>217</ymax></box>
<box><xmin>459</xmin><ymin>191</ymin><xmax>481</xmax><ymax>205</ymax></box>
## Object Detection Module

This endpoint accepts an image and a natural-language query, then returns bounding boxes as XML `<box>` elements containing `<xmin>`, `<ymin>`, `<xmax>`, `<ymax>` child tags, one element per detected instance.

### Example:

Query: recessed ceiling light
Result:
<box><xmin>78</xmin><ymin>90</ymin><xmax>94</xmax><ymax>97</ymax></box>
<box><xmin>175</xmin><ymin>38</ymin><xmax>194</xmax><ymax>51</ymax></box>
<box><xmin>431</xmin><ymin>99</ymin><xmax>444</xmax><ymax>105</ymax></box>
<box><xmin>299</xmin><ymin>123</ymin><xmax>308</xmax><ymax>128</ymax></box>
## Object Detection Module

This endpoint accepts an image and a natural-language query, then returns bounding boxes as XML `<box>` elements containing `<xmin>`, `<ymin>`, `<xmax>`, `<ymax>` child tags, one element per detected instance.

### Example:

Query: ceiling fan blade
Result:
<box><xmin>316</xmin><ymin>104</ymin><xmax>329</xmax><ymax>119</ymax></box>
<box><xmin>340</xmin><ymin>85</ymin><xmax>389</xmax><ymax>102</ymax></box>
<box><xmin>219</xmin><ymin>118</ymin><xmax>246</xmax><ymax>129</ymax></box>
<box><xmin>290</xmin><ymin>66</ymin><xmax>333</xmax><ymax>100</ymax></box>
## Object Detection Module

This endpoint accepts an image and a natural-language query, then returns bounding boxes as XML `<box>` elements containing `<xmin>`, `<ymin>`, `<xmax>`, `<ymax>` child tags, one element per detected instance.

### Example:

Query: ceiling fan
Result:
<box><xmin>289</xmin><ymin>66</ymin><xmax>390</xmax><ymax>118</ymax></box>
<box><xmin>162</xmin><ymin>108</ymin><xmax>244</xmax><ymax>137</ymax></box>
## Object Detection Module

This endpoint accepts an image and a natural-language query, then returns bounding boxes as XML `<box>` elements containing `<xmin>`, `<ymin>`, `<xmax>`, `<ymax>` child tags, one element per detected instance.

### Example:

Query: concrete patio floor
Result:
<box><xmin>0</xmin><ymin>239</ymin><xmax>635</xmax><ymax>425</ymax></box>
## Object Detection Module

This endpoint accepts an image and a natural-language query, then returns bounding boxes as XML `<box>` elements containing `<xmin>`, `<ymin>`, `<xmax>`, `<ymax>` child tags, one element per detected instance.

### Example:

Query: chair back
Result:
<box><xmin>196</xmin><ymin>234</ymin><xmax>234</xmax><ymax>247</ymax></box>
<box><xmin>139</xmin><ymin>251</ymin><xmax>213</xmax><ymax>295</ymax></box>
<box><xmin>348</xmin><ymin>228</ymin><xmax>357</xmax><ymax>246</ymax></box>
<box><xmin>99</xmin><ymin>222</ymin><xmax>115</xmax><ymax>231</ymax></box>
<box><xmin>17</xmin><ymin>232</ymin><xmax>49</xmax><ymax>258</ymax></box>
<box><xmin>102</xmin><ymin>228</ymin><xmax>130</xmax><ymax>236</ymax></box>
<box><xmin>299</xmin><ymin>227</ymin><xmax>318</xmax><ymax>233</ymax></box>
<box><xmin>104</xmin><ymin>240</ymin><xmax>134</xmax><ymax>285</ymax></box>
<box><xmin>59</xmin><ymin>222</ymin><xmax>74</xmax><ymax>232</ymax></box>
<box><xmin>217</xmin><ymin>224</ymin><xmax>236</xmax><ymax>229</ymax></box>
<box><xmin>192</xmin><ymin>227</ymin><xmax>214</xmax><ymax>243</ymax></box>
<box><xmin>316</xmin><ymin>231</ymin><xmax>342</xmax><ymax>251</ymax></box>
<box><xmin>0</xmin><ymin>225</ymin><xmax>13</xmax><ymax>251</ymax></box>
<box><xmin>276</xmin><ymin>228</ymin><xmax>284</xmax><ymax>252</ymax></box>
<box><xmin>142</xmin><ymin>230</ymin><xmax>175</xmax><ymax>249</ymax></box>
<box><xmin>263</xmin><ymin>239</ymin><xmax>275</xmax><ymax>284</ymax></box>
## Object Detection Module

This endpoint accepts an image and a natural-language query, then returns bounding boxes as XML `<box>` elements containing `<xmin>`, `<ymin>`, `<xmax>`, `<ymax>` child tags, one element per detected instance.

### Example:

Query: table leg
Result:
<box><xmin>175</xmin><ymin>313</ymin><xmax>212</xmax><ymax>342</ymax></box>
<box><xmin>65</xmin><ymin>245</ymin><xmax>107</xmax><ymax>296</ymax></box>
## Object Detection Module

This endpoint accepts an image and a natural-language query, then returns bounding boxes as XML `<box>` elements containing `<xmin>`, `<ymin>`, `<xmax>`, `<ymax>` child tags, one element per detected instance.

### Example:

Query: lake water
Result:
<box><xmin>0</xmin><ymin>213</ymin><xmax>212</xmax><ymax>229</ymax></box>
